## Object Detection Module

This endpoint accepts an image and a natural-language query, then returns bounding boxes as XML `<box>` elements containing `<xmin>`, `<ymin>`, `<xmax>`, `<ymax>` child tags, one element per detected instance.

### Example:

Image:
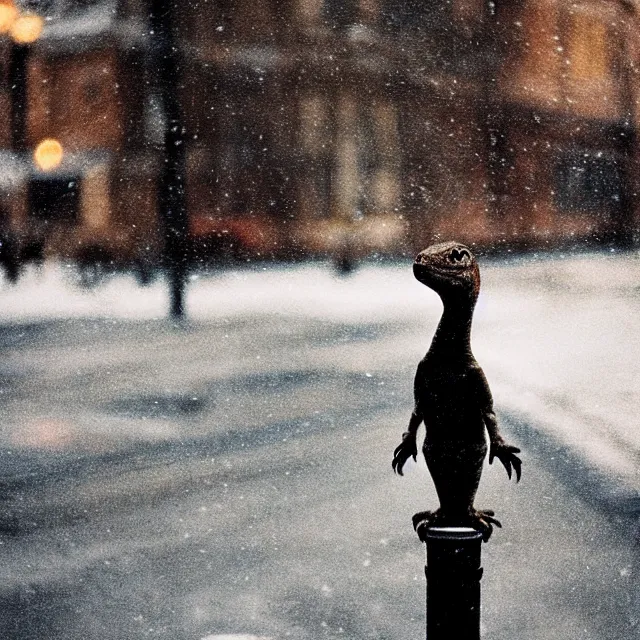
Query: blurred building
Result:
<box><xmin>0</xmin><ymin>0</ymin><xmax>156</xmax><ymax>278</ymax></box>
<box><xmin>0</xmin><ymin>0</ymin><xmax>639</xmax><ymax>271</ymax></box>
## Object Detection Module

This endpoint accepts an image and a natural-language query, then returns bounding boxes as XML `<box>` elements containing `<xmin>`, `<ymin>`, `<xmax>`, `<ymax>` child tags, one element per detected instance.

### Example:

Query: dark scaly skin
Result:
<box><xmin>392</xmin><ymin>241</ymin><xmax>522</xmax><ymax>542</ymax></box>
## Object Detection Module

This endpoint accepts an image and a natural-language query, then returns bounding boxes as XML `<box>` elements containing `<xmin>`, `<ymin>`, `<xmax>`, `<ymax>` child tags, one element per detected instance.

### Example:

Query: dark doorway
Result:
<box><xmin>28</xmin><ymin>176</ymin><xmax>80</xmax><ymax>224</ymax></box>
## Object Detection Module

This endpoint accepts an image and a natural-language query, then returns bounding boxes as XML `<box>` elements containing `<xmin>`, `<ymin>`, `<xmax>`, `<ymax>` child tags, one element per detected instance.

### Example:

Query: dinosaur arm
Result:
<box><xmin>392</xmin><ymin>411</ymin><xmax>422</xmax><ymax>476</ymax></box>
<box><xmin>471</xmin><ymin>366</ymin><xmax>522</xmax><ymax>481</ymax></box>
<box><xmin>483</xmin><ymin>409</ymin><xmax>519</xmax><ymax>474</ymax></box>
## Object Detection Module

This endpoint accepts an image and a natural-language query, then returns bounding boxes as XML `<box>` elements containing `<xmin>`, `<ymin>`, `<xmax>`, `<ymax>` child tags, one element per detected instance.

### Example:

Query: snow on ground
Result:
<box><xmin>476</xmin><ymin>251</ymin><xmax>640</xmax><ymax>496</ymax></box>
<box><xmin>1</xmin><ymin>251</ymin><xmax>639</xmax><ymax>496</ymax></box>
<box><xmin>200</xmin><ymin>636</ymin><xmax>271</xmax><ymax>640</ymax></box>
<box><xmin>0</xmin><ymin>260</ymin><xmax>430</xmax><ymax>323</ymax></box>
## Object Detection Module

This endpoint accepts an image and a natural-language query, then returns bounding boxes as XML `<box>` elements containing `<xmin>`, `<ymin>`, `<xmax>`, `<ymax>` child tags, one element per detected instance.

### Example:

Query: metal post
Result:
<box><xmin>9</xmin><ymin>42</ymin><xmax>29</xmax><ymax>152</ymax></box>
<box><xmin>480</xmin><ymin>0</ymin><xmax>501</xmax><ymax>221</ymax></box>
<box><xmin>148</xmin><ymin>0</ymin><xmax>189</xmax><ymax>319</ymax></box>
<box><xmin>615</xmin><ymin>0</ymin><xmax>638</xmax><ymax>249</ymax></box>
<box><xmin>425</xmin><ymin>527</ymin><xmax>483</xmax><ymax>640</ymax></box>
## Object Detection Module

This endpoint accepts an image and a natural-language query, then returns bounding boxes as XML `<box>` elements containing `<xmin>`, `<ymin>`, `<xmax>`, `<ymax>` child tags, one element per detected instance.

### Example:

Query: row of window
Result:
<box><xmin>210</xmin><ymin>0</ymin><xmax>450</xmax><ymax>32</ymax></box>
<box><xmin>322</xmin><ymin>0</ymin><xmax>427</xmax><ymax>30</ymax></box>
<box><xmin>23</xmin><ymin>150</ymin><xmax>623</xmax><ymax>225</ymax></box>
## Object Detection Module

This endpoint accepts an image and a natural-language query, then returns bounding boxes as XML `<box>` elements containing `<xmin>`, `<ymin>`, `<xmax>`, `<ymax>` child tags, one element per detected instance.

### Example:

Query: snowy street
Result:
<box><xmin>0</xmin><ymin>251</ymin><xmax>639</xmax><ymax>639</ymax></box>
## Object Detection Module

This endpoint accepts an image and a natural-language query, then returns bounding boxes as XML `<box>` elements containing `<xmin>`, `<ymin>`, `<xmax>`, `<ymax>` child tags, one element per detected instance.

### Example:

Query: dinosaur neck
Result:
<box><xmin>429</xmin><ymin>296</ymin><xmax>476</xmax><ymax>359</ymax></box>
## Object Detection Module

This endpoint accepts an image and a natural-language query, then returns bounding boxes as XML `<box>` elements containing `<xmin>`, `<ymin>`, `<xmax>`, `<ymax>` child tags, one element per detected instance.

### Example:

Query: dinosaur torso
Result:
<box><xmin>415</xmin><ymin>353</ymin><xmax>489</xmax><ymax>518</ymax></box>
<box><xmin>415</xmin><ymin>356</ymin><xmax>486</xmax><ymax>437</ymax></box>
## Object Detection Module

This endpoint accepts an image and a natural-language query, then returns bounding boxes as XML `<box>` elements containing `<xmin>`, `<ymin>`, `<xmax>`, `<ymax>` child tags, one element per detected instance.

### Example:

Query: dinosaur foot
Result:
<box><xmin>412</xmin><ymin>508</ymin><xmax>502</xmax><ymax>543</ymax></box>
<box><xmin>412</xmin><ymin>510</ymin><xmax>442</xmax><ymax>541</ymax></box>
<box><xmin>469</xmin><ymin>509</ymin><xmax>502</xmax><ymax>542</ymax></box>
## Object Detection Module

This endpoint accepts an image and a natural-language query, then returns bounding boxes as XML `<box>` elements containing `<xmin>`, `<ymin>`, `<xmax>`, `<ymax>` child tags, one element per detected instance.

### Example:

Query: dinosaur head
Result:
<box><xmin>413</xmin><ymin>241</ymin><xmax>480</xmax><ymax>303</ymax></box>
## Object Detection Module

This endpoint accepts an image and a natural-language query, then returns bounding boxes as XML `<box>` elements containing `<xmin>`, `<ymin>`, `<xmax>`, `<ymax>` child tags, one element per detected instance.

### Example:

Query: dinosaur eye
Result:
<box><xmin>449</xmin><ymin>248</ymin><xmax>471</xmax><ymax>264</ymax></box>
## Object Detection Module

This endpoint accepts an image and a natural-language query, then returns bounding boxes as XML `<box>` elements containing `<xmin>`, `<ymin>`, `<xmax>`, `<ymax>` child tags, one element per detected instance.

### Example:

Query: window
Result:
<box><xmin>299</xmin><ymin>94</ymin><xmax>332</xmax><ymax>217</ymax></box>
<box><xmin>554</xmin><ymin>151</ymin><xmax>622</xmax><ymax>214</ymax></box>
<box><xmin>310</xmin><ymin>158</ymin><xmax>332</xmax><ymax>218</ymax></box>
<box><xmin>227</xmin><ymin>119</ymin><xmax>262</xmax><ymax>213</ymax></box>
<box><xmin>221</xmin><ymin>92</ymin><xmax>277</xmax><ymax>216</ymax></box>
<box><xmin>17</xmin><ymin>0</ymin><xmax>55</xmax><ymax>12</ymax></box>
<box><xmin>356</xmin><ymin>106</ymin><xmax>378</xmax><ymax>213</ymax></box>
<box><xmin>299</xmin><ymin>94</ymin><xmax>328</xmax><ymax>156</ymax></box>
<box><xmin>566</xmin><ymin>10</ymin><xmax>609</xmax><ymax>81</ymax></box>
<box><xmin>83</xmin><ymin>79</ymin><xmax>103</xmax><ymax>105</ymax></box>
<box><xmin>380</xmin><ymin>0</ymin><xmax>428</xmax><ymax>31</ymax></box>
<box><xmin>322</xmin><ymin>0</ymin><xmax>358</xmax><ymax>30</ymax></box>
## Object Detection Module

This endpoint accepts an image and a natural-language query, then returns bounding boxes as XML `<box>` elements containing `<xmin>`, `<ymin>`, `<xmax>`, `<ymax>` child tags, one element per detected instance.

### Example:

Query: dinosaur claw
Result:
<box><xmin>474</xmin><ymin>509</ymin><xmax>502</xmax><ymax>542</ymax></box>
<box><xmin>412</xmin><ymin>510</ymin><xmax>437</xmax><ymax>540</ymax></box>
<box><xmin>412</xmin><ymin>511</ymin><xmax>431</xmax><ymax>530</ymax></box>
<box><xmin>392</xmin><ymin>436</ymin><xmax>417</xmax><ymax>477</ymax></box>
<box><xmin>491</xmin><ymin>441</ymin><xmax>522</xmax><ymax>483</ymax></box>
<box><xmin>513</xmin><ymin>457</ymin><xmax>522</xmax><ymax>482</ymax></box>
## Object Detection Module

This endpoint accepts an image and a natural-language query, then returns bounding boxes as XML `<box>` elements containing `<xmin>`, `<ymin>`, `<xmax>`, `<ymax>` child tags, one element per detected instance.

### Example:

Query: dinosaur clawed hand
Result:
<box><xmin>412</xmin><ymin>508</ymin><xmax>502</xmax><ymax>543</ymax></box>
<box><xmin>392</xmin><ymin>432</ymin><xmax>417</xmax><ymax>476</ymax></box>
<box><xmin>489</xmin><ymin>439</ymin><xmax>522</xmax><ymax>482</ymax></box>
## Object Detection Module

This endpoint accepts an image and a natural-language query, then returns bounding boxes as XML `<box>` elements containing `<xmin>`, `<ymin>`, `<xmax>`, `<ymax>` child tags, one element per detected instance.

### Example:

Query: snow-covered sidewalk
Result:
<box><xmin>476</xmin><ymin>251</ymin><xmax>640</xmax><ymax>499</ymax></box>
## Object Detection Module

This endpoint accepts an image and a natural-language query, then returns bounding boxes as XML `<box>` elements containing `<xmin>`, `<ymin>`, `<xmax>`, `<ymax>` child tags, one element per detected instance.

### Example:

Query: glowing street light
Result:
<box><xmin>10</xmin><ymin>11</ymin><xmax>42</xmax><ymax>43</ymax></box>
<box><xmin>0</xmin><ymin>2</ymin><xmax>18</xmax><ymax>34</ymax></box>
<box><xmin>34</xmin><ymin>138</ymin><xmax>63</xmax><ymax>171</ymax></box>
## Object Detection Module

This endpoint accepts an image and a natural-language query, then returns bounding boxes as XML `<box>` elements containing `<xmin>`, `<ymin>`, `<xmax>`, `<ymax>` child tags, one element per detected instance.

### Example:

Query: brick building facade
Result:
<box><xmin>1</xmin><ymin>0</ymin><xmax>638</xmax><ymax>271</ymax></box>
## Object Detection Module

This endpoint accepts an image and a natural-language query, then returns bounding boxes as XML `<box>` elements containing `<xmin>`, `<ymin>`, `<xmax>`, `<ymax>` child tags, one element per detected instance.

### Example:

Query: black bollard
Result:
<box><xmin>425</xmin><ymin>527</ymin><xmax>483</xmax><ymax>640</ymax></box>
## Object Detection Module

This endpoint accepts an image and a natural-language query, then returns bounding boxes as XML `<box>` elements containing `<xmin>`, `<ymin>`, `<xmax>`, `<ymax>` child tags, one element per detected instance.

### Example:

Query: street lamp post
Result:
<box><xmin>6</xmin><ymin>8</ymin><xmax>43</xmax><ymax>151</ymax></box>
<box><xmin>148</xmin><ymin>0</ymin><xmax>189</xmax><ymax>319</ymax></box>
<box><xmin>9</xmin><ymin>42</ymin><xmax>28</xmax><ymax>150</ymax></box>
<box><xmin>1</xmin><ymin>2</ymin><xmax>43</xmax><ymax>282</ymax></box>
<box><xmin>616</xmin><ymin>0</ymin><xmax>638</xmax><ymax>248</ymax></box>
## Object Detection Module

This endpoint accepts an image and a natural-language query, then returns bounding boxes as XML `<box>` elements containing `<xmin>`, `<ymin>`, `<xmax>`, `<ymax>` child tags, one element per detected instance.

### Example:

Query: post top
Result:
<box><xmin>424</xmin><ymin>527</ymin><xmax>483</xmax><ymax>541</ymax></box>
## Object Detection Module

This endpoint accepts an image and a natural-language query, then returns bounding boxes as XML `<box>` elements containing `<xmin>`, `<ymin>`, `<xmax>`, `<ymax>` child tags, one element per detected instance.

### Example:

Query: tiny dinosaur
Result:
<box><xmin>392</xmin><ymin>241</ymin><xmax>521</xmax><ymax>542</ymax></box>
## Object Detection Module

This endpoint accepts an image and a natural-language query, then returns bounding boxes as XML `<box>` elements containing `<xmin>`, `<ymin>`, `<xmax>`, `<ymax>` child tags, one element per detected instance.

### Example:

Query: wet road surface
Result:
<box><xmin>0</xmin><ymin>312</ymin><xmax>638</xmax><ymax>639</ymax></box>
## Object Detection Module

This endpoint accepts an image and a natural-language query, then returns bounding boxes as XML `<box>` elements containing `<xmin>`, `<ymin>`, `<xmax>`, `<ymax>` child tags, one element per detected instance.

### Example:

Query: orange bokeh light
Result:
<box><xmin>0</xmin><ymin>2</ymin><xmax>18</xmax><ymax>34</ymax></box>
<box><xmin>34</xmin><ymin>139</ymin><xmax>64</xmax><ymax>172</ymax></box>
<box><xmin>10</xmin><ymin>12</ymin><xmax>43</xmax><ymax>43</ymax></box>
